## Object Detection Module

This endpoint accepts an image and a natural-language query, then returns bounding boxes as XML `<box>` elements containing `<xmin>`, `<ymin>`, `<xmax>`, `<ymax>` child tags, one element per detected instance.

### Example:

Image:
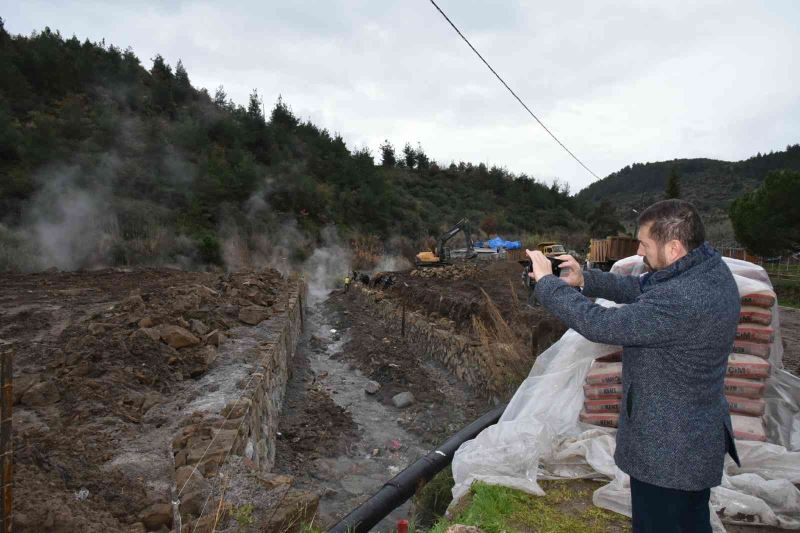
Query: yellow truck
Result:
<box><xmin>537</xmin><ymin>242</ymin><xmax>567</xmax><ymax>256</ymax></box>
<box><xmin>506</xmin><ymin>241</ymin><xmax>567</xmax><ymax>262</ymax></box>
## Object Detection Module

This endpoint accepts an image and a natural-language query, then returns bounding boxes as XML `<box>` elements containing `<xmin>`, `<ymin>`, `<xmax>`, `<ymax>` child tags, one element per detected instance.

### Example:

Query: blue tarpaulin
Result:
<box><xmin>485</xmin><ymin>236</ymin><xmax>521</xmax><ymax>250</ymax></box>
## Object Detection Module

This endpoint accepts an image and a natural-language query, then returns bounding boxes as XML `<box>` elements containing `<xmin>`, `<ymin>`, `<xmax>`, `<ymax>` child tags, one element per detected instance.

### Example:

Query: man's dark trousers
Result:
<box><xmin>631</xmin><ymin>477</ymin><xmax>711</xmax><ymax>533</ymax></box>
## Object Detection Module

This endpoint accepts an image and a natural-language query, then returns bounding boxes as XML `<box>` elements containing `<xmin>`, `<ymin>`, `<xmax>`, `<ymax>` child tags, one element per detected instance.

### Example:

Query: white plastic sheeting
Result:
<box><xmin>449</xmin><ymin>256</ymin><xmax>800</xmax><ymax>531</ymax></box>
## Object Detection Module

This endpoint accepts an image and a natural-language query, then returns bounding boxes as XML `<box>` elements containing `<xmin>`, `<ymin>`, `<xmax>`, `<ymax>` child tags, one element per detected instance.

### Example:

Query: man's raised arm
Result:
<box><xmin>581</xmin><ymin>268</ymin><xmax>643</xmax><ymax>304</ymax></box>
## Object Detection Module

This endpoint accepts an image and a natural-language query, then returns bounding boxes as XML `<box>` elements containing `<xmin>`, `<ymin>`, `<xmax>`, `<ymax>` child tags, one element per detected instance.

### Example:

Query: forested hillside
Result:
<box><xmin>0</xmin><ymin>22</ymin><xmax>587</xmax><ymax>271</ymax></box>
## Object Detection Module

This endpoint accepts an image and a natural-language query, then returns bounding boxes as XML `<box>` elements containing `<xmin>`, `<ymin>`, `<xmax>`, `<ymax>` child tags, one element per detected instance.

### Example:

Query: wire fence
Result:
<box><xmin>715</xmin><ymin>246</ymin><xmax>800</xmax><ymax>281</ymax></box>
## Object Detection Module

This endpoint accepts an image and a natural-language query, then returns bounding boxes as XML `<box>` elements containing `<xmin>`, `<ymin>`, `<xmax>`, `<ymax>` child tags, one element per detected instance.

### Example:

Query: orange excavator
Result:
<box><xmin>415</xmin><ymin>218</ymin><xmax>476</xmax><ymax>267</ymax></box>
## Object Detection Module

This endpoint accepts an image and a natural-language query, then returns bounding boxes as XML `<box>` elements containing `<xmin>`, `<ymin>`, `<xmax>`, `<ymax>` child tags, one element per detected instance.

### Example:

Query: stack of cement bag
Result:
<box><xmin>579</xmin><ymin>295</ymin><xmax>773</xmax><ymax>443</ymax></box>
<box><xmin>725</xmin><ymin>290</ymin><xmax>776</xmax><ymax>441</ymax></box>
<box><xmin>580</xmin><ymin>351</ymin><xmax>623</xmax><ymax>429</ymax></box>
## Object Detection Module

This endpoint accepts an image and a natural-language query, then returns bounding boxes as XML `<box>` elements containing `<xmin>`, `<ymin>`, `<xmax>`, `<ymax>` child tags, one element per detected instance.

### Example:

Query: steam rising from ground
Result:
<box><xmin>2</xmin><ymin>147</ymin><xmax>410</xmax><ymax>292</ymax></box>
<box><xmin>31</xmin><ymin>184</ymin><xmax>115</xmax><ymax>270</ymax></box>
<box><xmin>373</xmin><ymin>254</ymin><xmax>411</xmax><ymax>273</ymax></box>
<box><xmin>0</xmin><ymin>163</ymin><xmax>118</xmax><ymax>271</ymax></box>
<box><xmin>302</xmin><ymin>226</ymin><xmax>353</xmax><ymax>306</ymax></box>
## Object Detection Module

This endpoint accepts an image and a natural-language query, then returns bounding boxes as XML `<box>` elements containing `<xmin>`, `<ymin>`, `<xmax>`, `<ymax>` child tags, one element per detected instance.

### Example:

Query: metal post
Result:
<box><xmin>298</xmin><ymin>292</ymin><xmax>304</xmax><ymax>332</ymax></box>
<box><xmin>1</xmin><ymin>347</ymin><xmax>12</xmax><ymax>533</ymax></box>
<box><xmin>401</xmin><ymin>301</ymin><xmax>406</xmax><ymax>338</ymax></box>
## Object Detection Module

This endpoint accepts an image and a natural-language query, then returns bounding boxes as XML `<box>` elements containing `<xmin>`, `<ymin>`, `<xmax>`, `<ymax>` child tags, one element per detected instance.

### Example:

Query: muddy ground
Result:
<box><xmin>1</xmin><ymin>267</ymin><xmax>287</xmax><ymax>532</ymax></box>
<box><xmin>779</xmin><ymin>306</ymin><xmax>800</xmax><ymax>374</ymax></box>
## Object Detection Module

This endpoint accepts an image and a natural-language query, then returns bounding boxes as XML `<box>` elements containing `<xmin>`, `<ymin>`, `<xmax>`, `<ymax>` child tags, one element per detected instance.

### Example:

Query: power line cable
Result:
<box><xmin>428</xmin><ymin>0</ymin><xmax>601</xmax><ymax>180</ymax></box>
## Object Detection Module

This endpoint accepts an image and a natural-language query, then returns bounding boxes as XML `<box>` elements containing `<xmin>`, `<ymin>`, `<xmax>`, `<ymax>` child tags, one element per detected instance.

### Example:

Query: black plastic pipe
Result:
<box><xmin>327</xmin><ymin>402</ymin><xmax>508</xmax><ymax>533</ymax></box>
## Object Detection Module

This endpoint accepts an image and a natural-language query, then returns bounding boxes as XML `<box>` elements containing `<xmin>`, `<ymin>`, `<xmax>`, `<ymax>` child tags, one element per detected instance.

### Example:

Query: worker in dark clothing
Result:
<box><xmin>527</xmin><ymin>200</ymin><xmax>740</xmax><ymax>533</ymax></box>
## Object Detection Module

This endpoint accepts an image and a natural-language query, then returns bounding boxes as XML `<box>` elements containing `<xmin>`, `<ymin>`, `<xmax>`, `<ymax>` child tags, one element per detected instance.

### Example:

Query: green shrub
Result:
<box><xmin>197</xmin><ymin>233</ymin><xmax>222</xmax><ymax>265</ymax></box>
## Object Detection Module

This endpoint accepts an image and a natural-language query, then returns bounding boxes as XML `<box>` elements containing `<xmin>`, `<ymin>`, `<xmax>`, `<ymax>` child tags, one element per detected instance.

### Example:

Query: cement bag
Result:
<box><xmin>449</xmin><ymin>254</ymin><xmax>800</xmax><ymax>531</ymax></box>
<box><xmin>740</xmin><ymin>305</ymin><xmax>773</xmax><ymax>326</ymax></box>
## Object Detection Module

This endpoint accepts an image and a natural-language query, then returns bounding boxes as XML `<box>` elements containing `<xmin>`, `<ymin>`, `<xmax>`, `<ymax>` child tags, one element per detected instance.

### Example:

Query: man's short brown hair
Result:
<box><xmin>638</xmin><ymin>199</ymin><xmax>705</xmax><ymax>252</ymax></box>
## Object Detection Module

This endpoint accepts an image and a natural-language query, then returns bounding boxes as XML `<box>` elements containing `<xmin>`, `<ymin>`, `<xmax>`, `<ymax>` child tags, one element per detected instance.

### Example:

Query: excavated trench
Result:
<box><xmin>287</xmin><ymin>301</ymin><xmax>430</xmax><ymax>529</ymax></box>
<box><xmin>268</xmin><ymin>280</ymin><xmax>521</xmax><ymax>531</ymax></box>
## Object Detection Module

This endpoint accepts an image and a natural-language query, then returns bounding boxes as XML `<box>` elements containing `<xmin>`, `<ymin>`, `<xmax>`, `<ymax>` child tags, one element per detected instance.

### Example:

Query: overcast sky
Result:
<box><xmin>4</xmin><ymin>1</ymin><xmax>799</xmax><ymax>192</ymax></box>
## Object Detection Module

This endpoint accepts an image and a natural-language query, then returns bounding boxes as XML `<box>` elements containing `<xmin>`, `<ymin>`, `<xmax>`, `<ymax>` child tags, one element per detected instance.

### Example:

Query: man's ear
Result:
<box><xmin>667</xmin><ymin>239</ymin><xmax>686</xmax><ymax>261</ymax></box>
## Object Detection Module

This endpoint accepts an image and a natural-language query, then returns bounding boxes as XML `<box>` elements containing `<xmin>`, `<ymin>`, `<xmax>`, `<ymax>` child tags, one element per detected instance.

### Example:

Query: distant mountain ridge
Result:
<box><xmin>576</xmin><ymin>146</ymin><xmax>800</xmax><ymax>239</ymax></box>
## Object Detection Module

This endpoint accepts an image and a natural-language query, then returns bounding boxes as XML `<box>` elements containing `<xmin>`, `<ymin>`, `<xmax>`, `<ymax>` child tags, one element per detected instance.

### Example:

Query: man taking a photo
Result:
<box><xmin>527</xmin><ymin>199</ymin><xmax>741</xmax><ymax>533</ymax></box>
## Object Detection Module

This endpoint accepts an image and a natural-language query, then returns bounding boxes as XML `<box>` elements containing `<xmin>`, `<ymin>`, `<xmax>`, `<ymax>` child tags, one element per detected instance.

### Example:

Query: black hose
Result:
<box><xmin>326</xmin><ymin>403</ymin><xmax>508</xmax><ymax>533</ymax></box>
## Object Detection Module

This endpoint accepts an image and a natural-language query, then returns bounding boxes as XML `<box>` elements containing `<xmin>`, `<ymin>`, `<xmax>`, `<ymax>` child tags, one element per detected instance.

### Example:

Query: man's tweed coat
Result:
<box><xmin>534</xmin><ymin>242</ymin><xmax>741</xmax><ymax>490</ymax></box>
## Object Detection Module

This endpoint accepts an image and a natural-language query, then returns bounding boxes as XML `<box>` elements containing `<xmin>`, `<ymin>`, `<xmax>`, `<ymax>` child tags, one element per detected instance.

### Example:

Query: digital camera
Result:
<box><xmin>518</xmin><ymin>256</ymin><xmax>564</xmax><ymax>279</ymax></box>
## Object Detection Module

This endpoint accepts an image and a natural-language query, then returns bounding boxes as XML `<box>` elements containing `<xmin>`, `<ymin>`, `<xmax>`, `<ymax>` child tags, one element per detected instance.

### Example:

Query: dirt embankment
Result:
<box><xmin>362</xmin><ymin>261</ymin><xmax>566</xmax><ymax>398</ymax></box>
<box><xmin>383</xmin><ymin>261</ymin><xmax>565</xmax><ymax>355</ymax></box>
<box><xmin>1</xmin><ymin>267</ymin><xmax>286</xmax><ymax>532</ymax></box>
<box><xmin>323</xmin><ymin>291</ymin><xmax>491</xmax><ymax>447</ymax></box>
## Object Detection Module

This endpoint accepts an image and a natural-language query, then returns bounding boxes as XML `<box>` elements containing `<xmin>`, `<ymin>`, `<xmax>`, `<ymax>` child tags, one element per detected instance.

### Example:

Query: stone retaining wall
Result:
<box><xmin>170</xmin><ymin>278</ymin><xmax>307</xmax><ymax>525</ymax></box>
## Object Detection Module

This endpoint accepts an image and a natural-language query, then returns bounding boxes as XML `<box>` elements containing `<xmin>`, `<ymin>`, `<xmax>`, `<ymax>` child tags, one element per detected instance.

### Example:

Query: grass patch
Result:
<box><xmin>773</xmin><ymin>278</ymin><xmax>800</xmax><ymax>308</ymax></box>
<box><xmin>429</xmin><ymin>480</ymin><xmax>630</xmax><ymax>533</ymax></box>
<box><xmin>413</xmin><ymin>466</ymin><xmax>455</xmax><ymax>527</ymax></box>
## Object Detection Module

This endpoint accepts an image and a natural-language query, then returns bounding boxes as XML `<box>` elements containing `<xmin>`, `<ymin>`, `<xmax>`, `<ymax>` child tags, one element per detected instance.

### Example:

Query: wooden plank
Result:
<box><xmin>1</xmin><ymin>348</ymin><xmax>12</xmax><ymax>533</ymax></box>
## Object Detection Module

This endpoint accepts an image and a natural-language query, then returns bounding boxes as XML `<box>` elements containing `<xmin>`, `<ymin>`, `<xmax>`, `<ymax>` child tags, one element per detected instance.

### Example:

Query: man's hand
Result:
<box><xmin>525</xmin><ymin>250</ymin><xmax>585</xmax><ymax>286</ymax></box>
<box><xmin>526</xmin><ymin>250</ymin><xmax>555</xmax><ymax>282</ymax></box>
<box><xmin>554</xmin><ymin>254</ymin><xmax>584</xmax><ymax>288</ymax></box>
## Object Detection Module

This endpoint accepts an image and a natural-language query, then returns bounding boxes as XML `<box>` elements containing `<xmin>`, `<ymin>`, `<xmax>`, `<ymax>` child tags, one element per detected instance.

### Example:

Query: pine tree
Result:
<box><xmin>665</xmin><ymin>167</ymin><xmax>681</xmax><ymax>199</ymax></box>
<box><xmin>247</xmin><ymin>89</ymin><xmax>263</xmax><ymax>121</ymax></box>
<box><xmin>415</xmin><ymin>143</ymin><xmax>430</xmax><ymax>170</ymax></box>
<box><xmin>213</xmin><ymin>85</ymin><xmax>228</xmax><ymax>108</ymax></box>
<box><xmin>402</xmin><ymin>143</ymin><xmax>416</xmax><ymax>169</ymax></box>
<box><xmin>589</xmin><ymin>199</ymin><xmax>625</xmax><ymax>237</ymax></box>
<box><xmin>0</xmin><ymin>17</ymin><xmax>8</xmax><ymax>45</ymax></box>
<box><xmin>173</xmin><ymin>59</ymin><xmax>191</xmax><ymax>104</ymax></box>
<box><xmin>175</xmin><ymin>59</ymin><xmax>189</xmax><ymax>85</ymax></box>
<box><xmin>379</xmin><ymin>140</ymin><xmax>396</xmax><ymax>167</ymax></box>
<box><xmin>730</xmin><ymin>169</ymin><xmax>800</xmax><ymax>256</ymax></box>
<box><xmin>149</xmin><ymin>54</ymin><xmax>175</xmax><ymax>114</ymax></box>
